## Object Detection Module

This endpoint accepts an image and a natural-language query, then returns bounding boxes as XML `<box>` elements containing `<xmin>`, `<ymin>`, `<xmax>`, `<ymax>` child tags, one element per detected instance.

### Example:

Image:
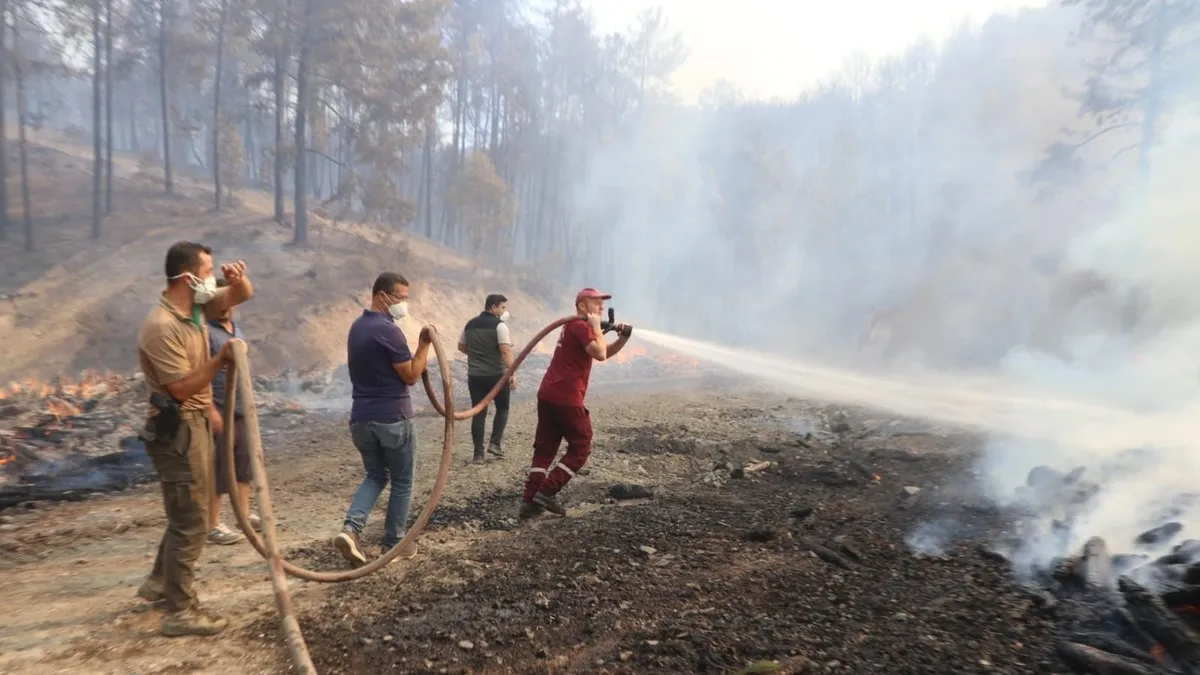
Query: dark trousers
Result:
<box><xmin>145</xmin><ymin>411</ymin><xmax>212</xmax><ymax>613</ymax></box>
<box><xmin>467</xmin><ymin>374</ymin><xmax>510</xmax><ymax>456</ymax></box>
<box><xmin>523</xmin><ymin>399</ymin><xmax>592</xmax><ymax>502</ymax></box>
<box><xmin>214</xmin><ymin>413</ymin><xmax>251</xmax><ymax>495</ymax></box>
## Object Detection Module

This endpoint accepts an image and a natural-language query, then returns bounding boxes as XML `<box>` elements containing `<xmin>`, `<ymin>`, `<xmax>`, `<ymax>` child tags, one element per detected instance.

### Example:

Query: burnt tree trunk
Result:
<box><xmin>272</xmin><ymin>0</ymin><xmax>290</xmax><ymax>223</ymax></box>
<box><xmin>14</xmin><ymin>11</ymin><xmax>32</xmax><ymax>251</ymax></box>
<box><xmin>0</xmin><ymin>0</ymin><xmax>10</xmax><ymax>244</ymax></box>
<box><xmin>420</xmin><ymin>116</ymin><xmax>434</xmax><ymax>238</ymax></box>
<box><xmin>211</xmin><ymin>0</ymin><xmax>228</xmax><ymax>210</ymax></box>
<box><xmin>291</xmin><ymin>0</ymin><xmax>312</xmax><ymax>245</ymax></box>
<box><xmin>104</xmin><ymin>0</ymin><xmax>113</xmax><ymax>214</ymax></box>
<box><xmin>91</xmin><ymin>0</ymin><xmax>103</xmax><ymax>239</ymax></box>
<box><xmin>128</xmin><ymin>95</ymin><xmax>139</xmax><ymax>152</ymax></box>
<box><xmin>158</xmin><ymin>0</ymin><xmax>173</xmax><ymax>194</ymax></box>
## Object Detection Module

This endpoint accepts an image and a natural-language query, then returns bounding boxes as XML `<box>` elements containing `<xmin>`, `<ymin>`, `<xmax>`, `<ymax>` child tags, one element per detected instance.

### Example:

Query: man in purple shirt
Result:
<box><xmin>334</xmin><ymin>272</ymin><xmax>433</xmax><ymax>566</ymax></box>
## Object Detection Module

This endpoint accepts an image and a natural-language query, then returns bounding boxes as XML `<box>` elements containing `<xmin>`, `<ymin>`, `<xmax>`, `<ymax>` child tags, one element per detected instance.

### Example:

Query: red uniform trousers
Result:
<box><xmin>523</xmin><ymin>399</ymin><xmax>592</xmax><ymax>502</ymax></box>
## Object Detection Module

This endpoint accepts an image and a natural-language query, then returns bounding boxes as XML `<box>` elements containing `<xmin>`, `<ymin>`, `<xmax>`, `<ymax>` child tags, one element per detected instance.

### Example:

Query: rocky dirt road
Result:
<box><xmin>0</xmin><ymin>382</ymin><xmax>1066</xmax><ymax>675</ymax></box>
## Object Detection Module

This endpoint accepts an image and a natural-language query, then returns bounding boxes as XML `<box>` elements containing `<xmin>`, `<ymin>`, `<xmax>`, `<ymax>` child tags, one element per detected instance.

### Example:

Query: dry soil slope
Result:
<box><xmin>0</xmin><ymin>140</ymin><xmax>562</xmax><ymax>382</ymax></box>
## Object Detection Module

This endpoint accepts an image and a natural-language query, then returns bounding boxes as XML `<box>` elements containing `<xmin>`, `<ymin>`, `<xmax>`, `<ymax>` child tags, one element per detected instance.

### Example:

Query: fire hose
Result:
<box><xmin>220</xmin><ymin>316</ymin><xmax>582</xmax><ymax>674</ymax></box>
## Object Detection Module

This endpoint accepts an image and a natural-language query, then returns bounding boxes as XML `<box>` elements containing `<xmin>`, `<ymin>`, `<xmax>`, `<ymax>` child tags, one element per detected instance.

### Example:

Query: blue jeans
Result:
<box><xmin>343</xmin><ymin>419</ymin><xmax>416</xmax><ymax>549</ymax></box>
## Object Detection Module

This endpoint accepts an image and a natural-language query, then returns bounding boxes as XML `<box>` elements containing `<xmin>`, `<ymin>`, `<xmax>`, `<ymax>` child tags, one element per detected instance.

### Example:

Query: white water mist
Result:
<box><xmin>637</xmin><ymin>327</ymin><xmax>1200</xmax><ymax>567</ymax></box>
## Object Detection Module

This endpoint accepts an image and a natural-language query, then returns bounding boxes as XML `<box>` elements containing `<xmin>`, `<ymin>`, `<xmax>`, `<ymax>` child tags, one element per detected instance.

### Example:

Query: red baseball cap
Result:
<box><xmin>575</xmin><ymin>287</ymin><xmax>612</xmax><ymax>304</ymax></box>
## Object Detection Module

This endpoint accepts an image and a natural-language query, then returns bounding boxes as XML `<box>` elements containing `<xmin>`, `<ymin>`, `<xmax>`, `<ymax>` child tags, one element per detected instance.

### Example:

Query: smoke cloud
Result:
<box><xmin>577</xmin><ymin>2</ymin><xmax>1200</xmax><ymax>573</ymax></box>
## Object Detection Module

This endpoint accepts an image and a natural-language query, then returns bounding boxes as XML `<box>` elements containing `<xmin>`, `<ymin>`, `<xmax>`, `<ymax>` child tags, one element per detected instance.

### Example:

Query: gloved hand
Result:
<box><xmin>616</xmin><ymin>323</ymin><xmax>633</xmax><ymax>338</ymax></box>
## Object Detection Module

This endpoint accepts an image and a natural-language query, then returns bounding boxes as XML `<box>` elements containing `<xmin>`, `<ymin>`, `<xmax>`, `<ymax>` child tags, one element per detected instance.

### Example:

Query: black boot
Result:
<box><xmin>518</xmin><ymin>501</ymin><xmax>545</xmax><ymax>521</ymax></box>
<box><xmin>532</xmin><ymin>491</ymin><xmax>567</xmax><ymax>516</ymax></box>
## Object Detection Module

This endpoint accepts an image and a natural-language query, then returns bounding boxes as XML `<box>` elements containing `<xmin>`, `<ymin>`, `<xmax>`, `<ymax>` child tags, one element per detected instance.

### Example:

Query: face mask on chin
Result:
<box><xmin>499</xmin><ymin>310</ymin><xmax>510</xmax><ymax>322</ymax></box>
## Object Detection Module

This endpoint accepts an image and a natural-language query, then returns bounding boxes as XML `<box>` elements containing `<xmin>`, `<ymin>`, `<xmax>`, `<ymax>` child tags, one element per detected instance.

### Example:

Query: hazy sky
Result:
<box><xmin>587</xmin><ymin>0</ymin><xmax>1051</xmax><ymax>101</ymax></box>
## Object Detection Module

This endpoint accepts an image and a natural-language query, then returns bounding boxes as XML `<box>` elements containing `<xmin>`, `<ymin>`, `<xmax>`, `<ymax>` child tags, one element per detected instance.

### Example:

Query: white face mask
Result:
<box><xmin>499</xmin><ymin>310</ymin><xmax>510</xmax><ymax>323</ymax></box>
<box><xmin>171</xmin><ymin>273</ymin><xmax>218</xmax><ymax>304</ymax></box>
<box><xmin>388</xmin><ymin>300</ymin><xmax>409</xmax><ymax>320</ymax></box>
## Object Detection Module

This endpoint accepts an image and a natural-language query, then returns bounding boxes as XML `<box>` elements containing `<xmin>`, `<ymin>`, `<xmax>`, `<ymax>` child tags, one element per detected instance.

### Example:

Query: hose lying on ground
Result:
<box><xmin>221</xmin><ymin>316</ymin><xmax>578</xmax><ymax>672</ymax></box>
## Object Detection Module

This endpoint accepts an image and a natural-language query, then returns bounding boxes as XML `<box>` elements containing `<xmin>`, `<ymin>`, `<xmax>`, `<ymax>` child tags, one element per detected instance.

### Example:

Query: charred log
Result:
<box><xmin>1119</xmin><ymin>576</ymin><xmax>1200</xmax><ymax>673</ymax></box>
<box><xmin>1081</xmin><ymin>537</ymin><xmax>1114</xmax><ymax>588</ymax></box>
<box><xmin>1068</xmin><ymin>632</ymin><xmax>1164</xmax><ymax>666</ymax></box>
<box><xmin>0</xmin><ymin>438</ymin><xmax>155</xmax><ymax>510</ymax></box>
<box><xmin>1115</xmin><ymin>608</ymin><xmax>1160</xmax><ymax>654</ymax></box>
<box><xmin>1058</xmin><ymin>642</ymin><xmax>1174</xmax><ymax>675</ymax></box>
<box><xmin>848</xmin><ymin>460</ymin><xmax>875</xmax><ymax>480</ymax></box>
<box><xmin>976</xmin><ymin>543</ymin><xmax>1010</xmax><ymax>564</ymax></box>
<box><xmin>789</xmin><ymin>506</ymin><xmax>814</xmax><ymax>522</ymax></box>
<box><xmin>1056</xmin><ymin>555</ymin><xmax>1083</xmax><ymax>584</ymax></box>
<box><xmin>608</xmin><ymin>484</ymin><xmax>654</xmax><ymax>501</ymax></box>
<box><xmin>1138</xmin><ymin>523</ymin><xmax>1184</xmax><ymax>548</ymax></box>
<box><xmin>1160</xmin><ymin>585</ymin><xmax>1200</xmax><ymax>609</ymax></box>
<box><xmin>1115</xmin><ymin>554</ymin><xmax>1152</xmax><ymax>576</ymax></box>
<box><xmin>797</xmin><ymin>537</ymin><xmax>858</xmax><ymax>570</ymax></box>
<box><xmin>832</xmin><ymin>534</ymin><xmax>864</xmax><ymax>562</ymax></box>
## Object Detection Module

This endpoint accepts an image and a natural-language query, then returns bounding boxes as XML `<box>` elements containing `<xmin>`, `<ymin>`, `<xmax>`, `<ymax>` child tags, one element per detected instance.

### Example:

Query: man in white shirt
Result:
<box><xmin>457</xmin><ymin>294</ymin><xmax>515</xmax><ymax>463</ymax></box>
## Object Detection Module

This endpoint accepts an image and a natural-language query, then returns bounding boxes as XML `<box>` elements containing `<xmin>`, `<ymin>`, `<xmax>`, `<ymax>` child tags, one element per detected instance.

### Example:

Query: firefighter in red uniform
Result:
<box><xmin>520</xmin><ymin>288</ymin><xmax>633</xmax><ymax>519</ymax></box>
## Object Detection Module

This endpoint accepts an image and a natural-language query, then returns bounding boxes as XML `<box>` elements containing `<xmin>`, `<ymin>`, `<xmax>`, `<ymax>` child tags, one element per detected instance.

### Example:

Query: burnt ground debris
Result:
<box><xmin>2</xmin><ymin>379</ymin><xmax>1112</xmax><ymax>674</ymax></box>
<box><xmin>966</xmin><ymin>461</ymin><xmax>1200</xmax><ymax>674</ymax></box>
<box><xmin>266</xmin><ymin>417</ymin><xmax>1068</xmax><ymax>675</ymax></box>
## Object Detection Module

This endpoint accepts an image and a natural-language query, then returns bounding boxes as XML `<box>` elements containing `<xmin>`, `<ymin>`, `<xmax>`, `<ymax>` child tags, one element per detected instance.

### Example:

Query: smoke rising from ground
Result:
<box><xmin>584</xmin><ymin>1</ymin><xmax>1200</xmax><ymax>572</ymax></box>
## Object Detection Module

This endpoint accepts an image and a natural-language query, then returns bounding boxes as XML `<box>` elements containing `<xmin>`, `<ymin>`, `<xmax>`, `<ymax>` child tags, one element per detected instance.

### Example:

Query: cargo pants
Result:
<box><xmin>143</xmin><ymin>410</ymin><xmax>214</xmax><ymax>613</ymax></box>
<box><xmin>522</xmin><ymin>399</ymin><xmax>592</xmax><ymax>502</ymax></box>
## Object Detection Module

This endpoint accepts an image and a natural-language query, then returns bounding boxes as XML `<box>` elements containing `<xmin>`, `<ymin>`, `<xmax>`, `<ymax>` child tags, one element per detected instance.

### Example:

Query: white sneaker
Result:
<box><xmin>207</xmin><ymin>523</ymin><xmax>246</xmax><ymax>545</ymax></box>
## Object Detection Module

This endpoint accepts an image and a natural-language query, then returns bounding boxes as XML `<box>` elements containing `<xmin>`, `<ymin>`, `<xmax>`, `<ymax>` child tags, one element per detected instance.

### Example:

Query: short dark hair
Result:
<box><xmin>372</xmin><ymin>272</ymin><xmax>409</xmax><ymax>296</ymax></box>
<box><xmin>164</xmin><ymin>241</ymin><xmax>212</xmax><ymax>279</ymax></box>
<box><xmin>485</xmin><ymin>293</ymin><xmax>507</xmax><ymax>310</ymax></box>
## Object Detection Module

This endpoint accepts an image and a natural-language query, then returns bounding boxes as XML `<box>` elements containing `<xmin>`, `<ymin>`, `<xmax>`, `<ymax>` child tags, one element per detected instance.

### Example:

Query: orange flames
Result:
<box><xmin>612</xmin><ymin>346</ymin><xmax>649</xmax><ymax>364</ymax></box>
<box><xmin>611</xmin><ymin>345</ymin><xmax>701</xmax><ymax>367</ymax></box>
<box><xmin>0</xmin><ymin>371</ymin><xmax>117</xmax><ymax>403</ymax></box>
<box><xmin>46</xmin><ymin>398</ymin><xmax>83</xmax><ymax>420</ymax></box>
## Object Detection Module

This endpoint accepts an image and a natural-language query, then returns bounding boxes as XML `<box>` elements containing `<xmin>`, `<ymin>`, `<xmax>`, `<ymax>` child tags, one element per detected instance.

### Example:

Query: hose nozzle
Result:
<box><xmin>600</xmin><ymin>307</ymin><xmax>616</xmax><ymax>333</ymax></box>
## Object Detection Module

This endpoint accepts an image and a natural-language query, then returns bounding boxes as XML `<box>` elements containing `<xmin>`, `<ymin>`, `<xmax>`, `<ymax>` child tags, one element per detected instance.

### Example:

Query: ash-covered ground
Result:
<box><xmin>263</xmin><ymin>390</ymin><xmax>1065</xmax><ymax>675</ymax></box>
<box><xmin>0</xmin><ymin>380</ymin><xmax>1074</xmax><ymax>675</ymax></box>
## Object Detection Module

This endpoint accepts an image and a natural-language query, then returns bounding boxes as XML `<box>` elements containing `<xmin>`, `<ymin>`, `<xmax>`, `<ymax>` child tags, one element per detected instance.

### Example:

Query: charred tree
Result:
<box><xmin>211</xmin><ymin>0</ymin><xmax>228</xmax><ymax>211</ymax></box>
<box><xmin>91</xmin><ymin>0</ymin><xmax>103</xmax><ymax>239</ymax></box>
<box><xmin>420</xmin><ymin>116</ymin><xmax>434</xmax><ymax>238</ymax></box>
<box><xmin>272</xmin><ymin>0</ymin><xmax>289</xmax><ymax>223</ymax></box>
<box><xmin>104</xmin><ymin>0</ymin><xmax>113</xmax><ymax>214</ymax></box>
<box><xmin>291</xmin><ymin>0</ymin><xmax>312</xmax><ymax>245</ymax></box>
<box><xmin>13</xmin><ymin>7</ymin><xmax>32</xmax><ymax>251</ymax></box>
<box><xmin>0</xmin><ymin>0</ymin><xmax>9</xmax><ymax>244</ymax></box>
<box><xmin>158</xmin><ymin>0</ymin><xmax>173</xmax><ymax>194</ymax></box>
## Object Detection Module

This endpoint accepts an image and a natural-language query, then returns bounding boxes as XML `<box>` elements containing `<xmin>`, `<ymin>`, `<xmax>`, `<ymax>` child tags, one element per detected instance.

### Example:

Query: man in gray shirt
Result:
<box><xmin>458</xmin><ymin>294</ymin><xmax>515</xmax><ymax>463</ymax></box>
<box><xmin>206</xmin><ymin>280</ymin><xmax>260</xmax><ymax>544</ymax></box>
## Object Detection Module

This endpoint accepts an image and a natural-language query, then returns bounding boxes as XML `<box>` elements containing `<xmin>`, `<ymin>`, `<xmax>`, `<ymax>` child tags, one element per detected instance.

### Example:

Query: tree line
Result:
<box><xmin>0</xmin><ymin>0</ymin><xmax>1193</xmax><ymax>360</ymax></box>
<box><xmin>0</xmin><ymin>0</ymin><xmax>683</xmax><ymax>265</ymax></box>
